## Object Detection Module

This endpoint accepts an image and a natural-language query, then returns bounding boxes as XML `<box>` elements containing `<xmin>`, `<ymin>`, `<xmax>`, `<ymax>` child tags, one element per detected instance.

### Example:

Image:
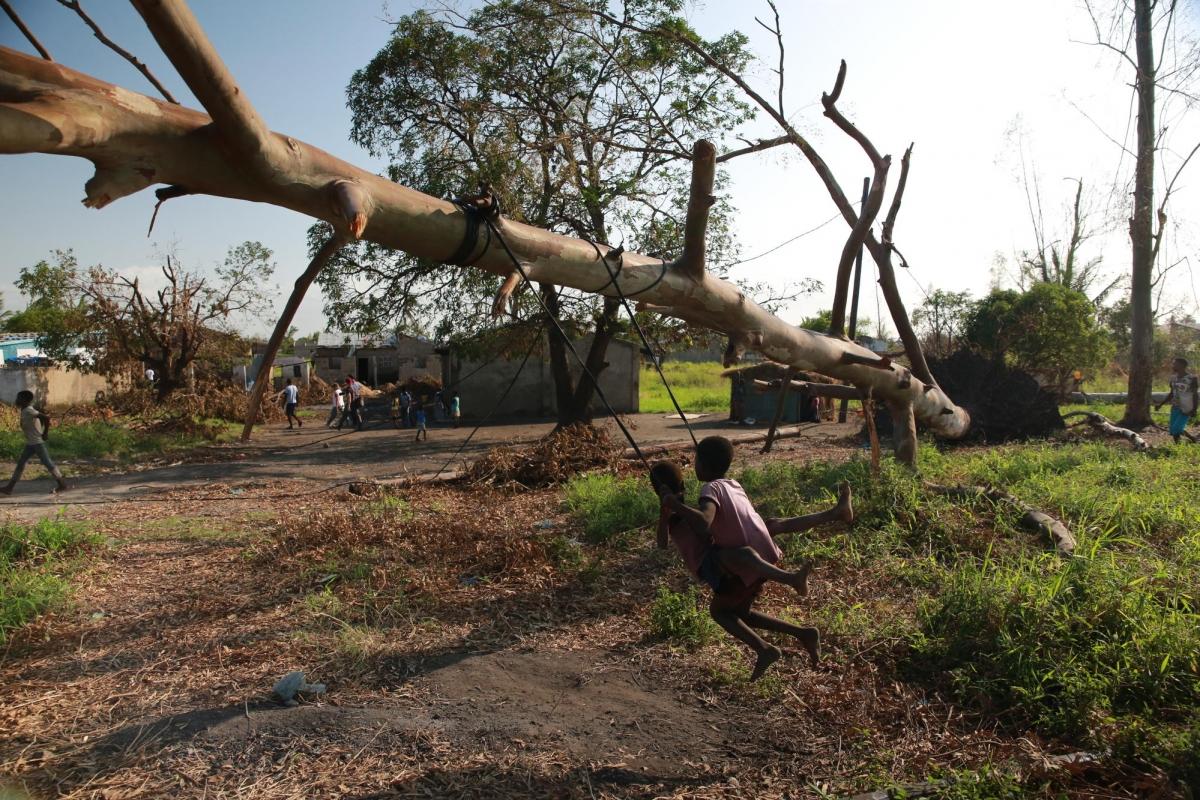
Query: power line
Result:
<box><xmin>727</xmin><ymin>204</ymin><xmax>858</xmax><ymax>268</ymax></box>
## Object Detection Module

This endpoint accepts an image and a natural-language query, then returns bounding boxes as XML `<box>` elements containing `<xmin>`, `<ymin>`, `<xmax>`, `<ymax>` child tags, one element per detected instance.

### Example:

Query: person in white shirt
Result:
<box><xmin>326</xmin><ymin>384</ymin><xmax>344</xmax><ymax>428</ymax></box>
<box><xmin>274</xmin><ymin>378</ymin><xmax>303</xmax><ymax>430</ymax></box>
<box><xmin>1</xmin><ymin>390</ymin><xmax>69</xmax><ymax>495</ymax></box>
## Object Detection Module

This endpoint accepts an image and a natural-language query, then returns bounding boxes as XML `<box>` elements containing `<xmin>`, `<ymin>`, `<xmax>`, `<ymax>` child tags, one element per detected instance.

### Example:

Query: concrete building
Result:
<box><xmin>441</xmin><ymin>334</ymin><xmax>639</xmax><ymax>418</ymax></box>
<box><xmin>0</xmin><ymin>366</ymin><xmax>110</xmax><ymax>406</ymax></box>
<box><xmin>235</xmin><ymin>355</ymin><xmax>313</xmax><ymax>391</ymax></box>
<box><xmin>305</xmin><ymin>332</ymin><xmax>440</xmax><ymax>387</ymax></box>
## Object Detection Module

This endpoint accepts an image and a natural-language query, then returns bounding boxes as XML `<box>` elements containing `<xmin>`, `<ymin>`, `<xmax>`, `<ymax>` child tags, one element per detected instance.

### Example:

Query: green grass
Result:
<box><xmin>0</xmin><ymin>518</ymin><xmax>99</xmax><ymax>643</ymax></box>
<box><xmin>0</xmin><ymin>417</ymin><xmax>234</xmax><ymax>467</ymax></box>
<box><xmin>561</xmin><ymin>437</ymin><xmax>1200</xmax><ymax>787</ymax></box>
<box><xmin>639</xmin><ymin>361</ymin><xmax>727</xmax><ymax>413</ymax></box>
<box><xmin>648</xmin><ymin>584</ymin><xmax>718</xmax><ymax>645</ymax></box>
<box><xmin>563</xmin><ymin>473</ymin><xmax>662</xmax><ymax>544</ymax></box>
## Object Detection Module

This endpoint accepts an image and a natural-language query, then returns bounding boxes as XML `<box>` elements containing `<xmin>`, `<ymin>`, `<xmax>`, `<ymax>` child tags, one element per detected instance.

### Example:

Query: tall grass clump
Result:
<box><xmin>908</xmin><ymin>547</ymin><xmax>1200</xmax><ymax>763</ymax></box>
<box><xmin>946</xmin><ymin>442</ymin><xmax>1200</xmax><ymax>549</ymax></box>
<box><xmin>0</xmin><ymin>518</ymin><xmax>98</xmax><ymax>642</ymax></box>
<box><xmin>649</xmin><ymin>584</ymin><xmax>717</xmax><ymax>645</ymax></box>
<box><xmin>563</xmin><ymin>473</ymin><xmax>661</xmax><ymax>544</ymax></box>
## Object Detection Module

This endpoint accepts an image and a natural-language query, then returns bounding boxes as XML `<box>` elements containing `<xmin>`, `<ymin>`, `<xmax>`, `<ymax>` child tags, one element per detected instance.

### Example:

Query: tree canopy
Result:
<box><xmin>965</xmin><ymin>283</ymin><xmax>1112</xmax><ymax>394</ymax></box>
<box><xmin>314</xmin><ymin>0</ymin><xmax>753</xmax><ymax>421</ymax></box>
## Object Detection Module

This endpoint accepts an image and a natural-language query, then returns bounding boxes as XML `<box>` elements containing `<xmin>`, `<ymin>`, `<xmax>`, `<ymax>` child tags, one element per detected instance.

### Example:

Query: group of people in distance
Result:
<box><xmin>312</xmin><ymin>378</ymin><xmax>461</xmax><ymax>440</ymax></box>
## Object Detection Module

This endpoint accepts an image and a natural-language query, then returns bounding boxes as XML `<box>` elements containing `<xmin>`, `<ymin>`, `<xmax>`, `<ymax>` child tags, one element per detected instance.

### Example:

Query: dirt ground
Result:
<box><xmin>0</xmin><ymin>416</ymin><xmax>1103</xmax><ymax>799</ymax></box>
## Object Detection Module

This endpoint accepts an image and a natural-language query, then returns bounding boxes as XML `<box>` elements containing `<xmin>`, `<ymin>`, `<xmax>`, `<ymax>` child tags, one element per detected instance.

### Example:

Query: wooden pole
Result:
<box><xmin>839</xmin><ymin>176</ymin><xmax>870</xmax><ymax>422</ymax></box>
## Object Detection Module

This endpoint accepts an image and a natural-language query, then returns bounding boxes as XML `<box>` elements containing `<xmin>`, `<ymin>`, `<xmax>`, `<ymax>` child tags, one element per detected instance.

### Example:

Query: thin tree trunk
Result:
<box><xmin>1124</xmin><ymin>0</ymin><xmax>1156</xmax><ymax>429</ymax></box>
<box><xmin>241</xmin><ymin>235</ymin><xmax>347</xmax><ymax>440</ymax></box>
<box><xmin>563</xmin><ymin>298</ymin><xmax>620</xmax><ymax>426</ymax></box>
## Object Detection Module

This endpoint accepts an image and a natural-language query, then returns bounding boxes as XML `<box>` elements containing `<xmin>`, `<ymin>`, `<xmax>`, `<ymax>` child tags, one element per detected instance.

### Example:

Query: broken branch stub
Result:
<box><xmin>0</xmin><ymin>39</ymin><xmax>971</xmax><ymax>443</ymax></box>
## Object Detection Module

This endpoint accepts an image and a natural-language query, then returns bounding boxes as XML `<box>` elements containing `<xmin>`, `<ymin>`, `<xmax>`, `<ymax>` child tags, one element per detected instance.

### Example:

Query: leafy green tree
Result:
<box><xmin>3</xmin><ymin>250</ymin><xmax>85</xmax><ymax>335</ymax></box>
<box><xmin>912</xmin><ymin>289</ymin><xmax>973</xmax><ymax>357</ymax></box>
<box><xmin>965</xmin><ymin>283</ymin><xmax>1112</xmax><ymax>395</ymax></box>
<box><xmin>321</xmin><ymin>0</ymin><xmax>752</xmax><ymax>425</ymax></box>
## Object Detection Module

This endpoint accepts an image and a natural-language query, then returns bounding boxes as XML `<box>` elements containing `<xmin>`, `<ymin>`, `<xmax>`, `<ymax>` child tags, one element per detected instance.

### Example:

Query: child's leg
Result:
<box><xmin>716</xmin><ymin>546</ymin><xmax>811</xmax><ymax>597</ymax></box>
<box><xmin>740</xmin><ymin>609</ymin><xmax>820</xmax><ymax>666</ymax></box>
<box><xmin>709</xmin><ymin>598</ymin><xmax>781</xmax><ymax>682</ymax></box>
<box><xmin>770</xmin><ymin>483</ymin><xmax>854</xmax><ymax>535</ymax></box>
<box><xmin>0</xmin><ymin>446</ymin><xmax>35</xmax><ymax>493</ymax></box>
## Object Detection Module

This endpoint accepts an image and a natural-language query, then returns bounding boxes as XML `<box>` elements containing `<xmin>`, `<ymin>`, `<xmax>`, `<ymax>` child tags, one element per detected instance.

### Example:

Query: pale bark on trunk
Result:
<box><xmin>0</xmin><ymin>23</ymin><xmax>971</xmax><ymax>447</ymax></box>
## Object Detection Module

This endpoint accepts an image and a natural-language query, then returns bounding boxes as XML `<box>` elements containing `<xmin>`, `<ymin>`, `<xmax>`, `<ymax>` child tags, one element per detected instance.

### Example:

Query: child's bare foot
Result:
<box><xmin>751</xmin><ymin>645</ymin><xmax>783</xmax><ymax>682</ymax></box>
<box><xmin>786</xmin><ymin>562</ymin><xmax>812</xmax><ymax>598</ymax></box>
<box><xmin>796</xmin><ymin>627</ymin><xmax>821</xmax><ymax>666</ymax></box>
<box><xmin>836</xmin><ymin>481</ymin><xmax>854</xmax><ymax>524</ymax></box>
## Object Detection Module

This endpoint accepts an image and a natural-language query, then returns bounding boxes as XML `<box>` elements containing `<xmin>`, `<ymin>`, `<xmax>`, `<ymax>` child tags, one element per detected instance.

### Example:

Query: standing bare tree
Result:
<box><xmin>1083</xmin><ymin>0</ymin><xmax>1200</xmax><ymax>428</ymax></box>
<box><xmin>0</xmin><ymin>0</ymin><xmax>970</xmax><ymax>463</ymax></box>
<box><xmin>21</xmin><ymin>243</ymin><xmax>275</xmax><ymax>400</ymax></box>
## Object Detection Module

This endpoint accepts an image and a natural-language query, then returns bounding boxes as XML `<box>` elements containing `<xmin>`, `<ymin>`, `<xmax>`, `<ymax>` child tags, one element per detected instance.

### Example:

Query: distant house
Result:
<box><xmin>440</xmin><ymin>333</ymin><xmax>639</xmax><ymax>417</ymax></box>
<box><xmin>1165</xmin><ymin>317</ymin><xmax>1200</xmax><ymax>342</ymax></box>
<box><xmin>0</xmin><ymin>333</ymin><xmax>46</xmax><ymax>365</ymax></box>
<box><xmin>234</xmin><ymin>354</ymin><xmax>312</xmax><ymax>391</ymax></box>
<box><xmin>305</xmin><ymin>332</ymin><xmax>441</xmax><ymax>387</ymax></box>
<box><xmin>0</xmin><ymin>333</ymin><xmax>109</xmax><ymax>405</ymax></box>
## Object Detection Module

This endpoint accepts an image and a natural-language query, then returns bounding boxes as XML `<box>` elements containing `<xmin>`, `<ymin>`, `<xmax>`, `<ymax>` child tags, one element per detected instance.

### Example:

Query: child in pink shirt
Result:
<box><xmin>651</xmin><ymin>436</ymin><xmax>853</xmax><ymax>681</ymax></box>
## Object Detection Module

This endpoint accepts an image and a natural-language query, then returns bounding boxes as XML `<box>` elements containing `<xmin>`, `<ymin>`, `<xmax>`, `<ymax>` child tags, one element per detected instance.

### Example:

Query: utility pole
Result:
<box><xmin>838</xmin><ymin>177</ymin><xmax>870</xmax><ymax>423</ymax></box>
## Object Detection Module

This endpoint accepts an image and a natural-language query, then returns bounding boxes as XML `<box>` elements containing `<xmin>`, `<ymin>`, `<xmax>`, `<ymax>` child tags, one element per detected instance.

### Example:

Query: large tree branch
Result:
<box><xmin>0</xmin><ymin>44</ymin><xmax>970</xmax><ymax>441</ymax></box>
<box><xmin>129</xmin><ymin>0</ymin><xmax>277</xmax><ymax>167</ymax></box>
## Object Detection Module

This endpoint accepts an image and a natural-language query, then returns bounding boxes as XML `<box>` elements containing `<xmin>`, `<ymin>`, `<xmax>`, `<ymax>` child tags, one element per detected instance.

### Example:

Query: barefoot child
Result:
<box><xmin>650</xmin><ymin>436</ymin><xmax>853</xmax><ymax>681</ymax></box>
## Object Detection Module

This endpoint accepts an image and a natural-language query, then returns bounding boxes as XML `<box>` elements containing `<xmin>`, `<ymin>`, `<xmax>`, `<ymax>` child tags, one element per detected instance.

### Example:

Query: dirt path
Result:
<box><xmin>0</xmin><ymin>411</ymin><xmax>858</xmax><ymax>518</ymax></box>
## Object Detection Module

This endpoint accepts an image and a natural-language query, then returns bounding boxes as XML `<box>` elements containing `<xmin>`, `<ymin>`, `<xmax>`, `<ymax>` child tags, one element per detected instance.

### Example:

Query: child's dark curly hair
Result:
<box><xmin>649</xmin><ymin>460</ymin><xmax>684</xmax><ymax>495</ymax></box>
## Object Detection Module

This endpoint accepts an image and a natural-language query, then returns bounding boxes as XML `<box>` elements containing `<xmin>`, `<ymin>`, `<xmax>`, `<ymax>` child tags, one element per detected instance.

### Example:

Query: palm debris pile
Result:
<box><xmin>463</xmin><ymin>423</ymin><xmax>618</xmax><ymax>487</ymax></box>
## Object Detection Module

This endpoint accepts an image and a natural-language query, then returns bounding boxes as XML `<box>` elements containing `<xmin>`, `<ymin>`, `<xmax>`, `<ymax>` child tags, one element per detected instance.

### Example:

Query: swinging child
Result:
<box><xmin>650</xmin><ymin>436</ymin><xmax>853</xmax><ymax>681</ymax></box>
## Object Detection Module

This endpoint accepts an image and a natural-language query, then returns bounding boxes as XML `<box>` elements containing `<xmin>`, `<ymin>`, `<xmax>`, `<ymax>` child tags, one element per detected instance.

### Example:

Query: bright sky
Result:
<box><xmin>3</xmin><ymin>0</ymin><xmax>1199</xmax><ymax>338</ymax></box>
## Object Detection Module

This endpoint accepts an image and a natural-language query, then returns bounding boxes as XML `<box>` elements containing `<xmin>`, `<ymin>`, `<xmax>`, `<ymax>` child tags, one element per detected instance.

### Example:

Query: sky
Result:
<box><xmin>3</xmin><ymin>0</ymin><xmax>1200</xmax><ymax>339</ymax></box>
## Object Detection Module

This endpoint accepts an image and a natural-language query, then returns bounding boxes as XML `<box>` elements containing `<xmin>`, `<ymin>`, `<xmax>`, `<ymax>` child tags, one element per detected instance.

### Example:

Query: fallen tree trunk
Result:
<box><xmin>622</xmin><ymin>425</ymin><xmax>818</xmax><ymax>460</ymax></box>
<box><xmin>926</xmin><ymin>483</ymin><xmax>1076</xmax><ymax>555</ymax></box>
<box><xmin>1062</xmin><ymin>411</ymin><xmax>1152</xmax><ymax>451</ymax></box>
<box><xmin>0</xmin><ymin>12</ymin><xmax>971</xmax><ymax>455</ymax></box>
<box><xmin>752</xmin><ymin>377</ymin><xmax>862</xmax><ymax>400</ymax></box>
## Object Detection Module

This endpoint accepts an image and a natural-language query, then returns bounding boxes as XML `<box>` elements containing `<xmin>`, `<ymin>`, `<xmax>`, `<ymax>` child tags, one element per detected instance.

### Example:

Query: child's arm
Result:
<box><xmin>657</xmin><ymin>489</ymin><xmax>716</xmax><ymax>542</ymax></box>
<box><xmin>655</xmin><ymin>505</ymin><xmax>670</xmax><ymax>549</ymax></box>
<box><xmin>1158</xmin><ymin>385</ymin><xmax>1174</xmax><ymax>410</ymax></box>
<box><xmin>37</xmin><ymin>412</ymin><xmax>52</xmax><ymax>439</ymax></box>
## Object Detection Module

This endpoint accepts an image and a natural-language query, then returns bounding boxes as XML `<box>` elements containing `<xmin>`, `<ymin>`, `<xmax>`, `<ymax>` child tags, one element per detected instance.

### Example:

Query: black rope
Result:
<box><xmin>481</xmin><ymin>216</ymin><xmax>649</xmax><ymax>465</ymax></box>
<box><xmin>432</xmin><ymin>321</ymin><xmax>546</xmax><ymax>479</ymax></box>
<box><xmin>445</xmin><ymin>200</ymin><xmax>482</xmax><ymax>266</ymax></box>
<box><xmin>597</xmin><ymin>246</ymin><xmax>698</xmax><ymax>447</ymax></box>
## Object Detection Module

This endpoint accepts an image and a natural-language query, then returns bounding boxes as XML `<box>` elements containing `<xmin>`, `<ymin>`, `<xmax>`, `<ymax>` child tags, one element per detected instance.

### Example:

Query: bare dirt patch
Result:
<box><xmin>416</xmin><ymin>649</ymin><xmax>734</xmax><ymax>777</ymax></box>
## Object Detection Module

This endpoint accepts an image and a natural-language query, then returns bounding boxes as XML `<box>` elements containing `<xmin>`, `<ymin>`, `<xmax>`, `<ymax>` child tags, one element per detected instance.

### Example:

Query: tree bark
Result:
<box><xmin>1124</xmin><ymin>0</ymin><xmax>1156</xmax><ymax>429</ymax></box>
<box><xmin>0</xmin><ymin>42</ymin><xmax>971</xmax><ymax>447</ymax></box>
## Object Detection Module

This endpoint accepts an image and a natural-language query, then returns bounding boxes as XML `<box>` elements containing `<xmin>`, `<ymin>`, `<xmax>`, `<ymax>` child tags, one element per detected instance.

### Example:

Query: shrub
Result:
<box><xmin>649</xmin><ymin>584</ymin><xmax>717</xmax><ymax>645</ymax></box>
